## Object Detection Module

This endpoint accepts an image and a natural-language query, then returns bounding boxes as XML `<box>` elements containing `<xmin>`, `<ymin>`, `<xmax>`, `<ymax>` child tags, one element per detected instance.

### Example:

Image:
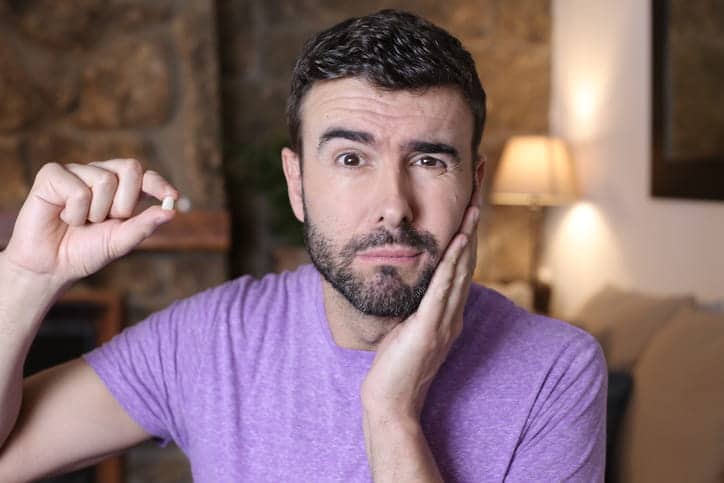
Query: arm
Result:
<box><xmin>0</xmin><ymin>160</ymin><xmax>177</xmax><ymax>480</ymax></box>
<box><xmin>0</xmin><ymin>255</ymin><xmax>59</xmax><ymax>449</ymax></box>
<box><xmin>361</xmin><ymin>190</ymin><xmax>481</xmax><ymax>482</ymax></box>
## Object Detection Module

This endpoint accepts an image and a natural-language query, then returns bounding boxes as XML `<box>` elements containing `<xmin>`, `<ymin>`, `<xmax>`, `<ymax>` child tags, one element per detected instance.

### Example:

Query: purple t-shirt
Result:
<box><xmin>84</xmin><ymin>264</ymin><xmax>606</xmax><ymax>482</ymax></box>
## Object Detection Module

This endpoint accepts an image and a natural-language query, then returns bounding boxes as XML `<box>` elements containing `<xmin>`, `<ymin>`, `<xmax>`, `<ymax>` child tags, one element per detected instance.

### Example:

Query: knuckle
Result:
<box><xmin>37</xmin><ymin>162</ymin><xmax>61</xmax><ymax>178</ymax></box>
<box><xmin>124</xmin><ymin>158</ymin><xmax>143</xmax><ymax>175</ymax></box>
<box><xmin>74</xmin><ymin>186</ymin><xmax>92</xmax><ymax>203</ymax></box>
<box><xmin>97</xmin><ymin>171</ymin><xmax>118</xmax><ymax>189</ymax></box>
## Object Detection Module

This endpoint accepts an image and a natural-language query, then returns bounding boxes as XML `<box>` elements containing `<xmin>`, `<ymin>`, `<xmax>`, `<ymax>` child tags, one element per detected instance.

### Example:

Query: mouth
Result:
<box><xmin>356</xmin><ymin>245</ymin><xmax>423</xmax><ymax>265</ymax></box>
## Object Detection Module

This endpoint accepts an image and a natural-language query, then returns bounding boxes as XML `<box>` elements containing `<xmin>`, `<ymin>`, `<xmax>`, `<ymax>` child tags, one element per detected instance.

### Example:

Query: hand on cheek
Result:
<box><xmin>361</xmin><ymin>188</ymin><xmax>481</xmax><ymax>420</ymax></box>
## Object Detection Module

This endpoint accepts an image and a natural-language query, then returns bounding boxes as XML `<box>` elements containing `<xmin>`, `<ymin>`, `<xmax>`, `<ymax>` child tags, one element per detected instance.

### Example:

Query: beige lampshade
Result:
<box><xmin>491</xmin><ymin>135</ymin><xmax>578</xmax><ymax>206</ymax></box>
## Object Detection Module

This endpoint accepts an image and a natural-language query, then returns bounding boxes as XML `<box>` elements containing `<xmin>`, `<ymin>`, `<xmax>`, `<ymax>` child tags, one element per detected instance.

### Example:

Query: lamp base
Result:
<box><xmin>532</xmin><ymin>279</ymin><xmax>551</xmax><ymax>315</ymax></box>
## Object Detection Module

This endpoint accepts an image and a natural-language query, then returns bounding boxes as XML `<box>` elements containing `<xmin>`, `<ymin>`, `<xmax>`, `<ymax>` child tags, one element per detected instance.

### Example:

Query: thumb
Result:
<box><xmin>108</xmin><ymin>205</ymin><xmax>175</xmax><ymax>258</ymax></box>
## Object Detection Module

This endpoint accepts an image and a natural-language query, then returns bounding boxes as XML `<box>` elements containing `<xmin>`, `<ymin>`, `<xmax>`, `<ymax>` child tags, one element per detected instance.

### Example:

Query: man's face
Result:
<box><xmin>283</xmin><ymin>77</ymin><xmax>482</xmax><ymax>318</ymax></box>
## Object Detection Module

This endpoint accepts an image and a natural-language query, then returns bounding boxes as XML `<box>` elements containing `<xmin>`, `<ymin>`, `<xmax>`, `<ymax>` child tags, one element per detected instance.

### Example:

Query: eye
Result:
<box><xmin>336</xmin><ymin>152</ymin><xmax>363</xmax><ymax>167</ymax></box>
<box><xmin>414</xmin><ymin>156</ymin><xmax>446</xmax><ymax>169</ymax></box>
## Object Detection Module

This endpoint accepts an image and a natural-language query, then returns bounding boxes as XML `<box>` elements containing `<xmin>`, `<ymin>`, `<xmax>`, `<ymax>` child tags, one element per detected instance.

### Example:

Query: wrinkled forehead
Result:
<box><xmin>298</xmin><ymin>78</ymin><xmax>474</xmax><ymax>155</ymax></box>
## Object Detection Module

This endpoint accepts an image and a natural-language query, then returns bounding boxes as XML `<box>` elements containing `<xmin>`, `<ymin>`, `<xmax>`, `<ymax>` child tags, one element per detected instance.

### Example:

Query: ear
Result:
<box><xmin>470</xmin><ymin>153</ymin><xmax>486</xmax><ymax>205</ymax></box>
<box><xmin>281</xmin><ymin>147</ymin><xmax>305</xmax><ymax>222</ymax></box>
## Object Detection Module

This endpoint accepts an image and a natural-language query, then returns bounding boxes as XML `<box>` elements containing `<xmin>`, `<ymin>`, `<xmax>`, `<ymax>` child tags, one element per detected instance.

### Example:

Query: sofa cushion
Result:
<box><xmin>575</xmin><ymin>285</ymin><xmax>694</xmax><ymax>370</ymax></box>
<box><xmin>616</xmin><ymin>307</ymin><xmax>724</xmax><ymax>483</ymax></box>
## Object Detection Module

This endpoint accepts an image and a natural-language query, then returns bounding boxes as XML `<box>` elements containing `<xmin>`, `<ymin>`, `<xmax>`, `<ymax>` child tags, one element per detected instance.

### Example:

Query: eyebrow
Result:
<box><xmin>317</xmin><ymin>127</ymin><xmax>460</xmax><ymax>163</ymax></box>
<box><xmin>404</xmin><ymin>141</ymin><xmax>460</xmax><ymax>163</ymax></box>
<box><xmin>318</xmin><ymin>128</ymin><xmax>375</xmax><ymax>151</ymax></box>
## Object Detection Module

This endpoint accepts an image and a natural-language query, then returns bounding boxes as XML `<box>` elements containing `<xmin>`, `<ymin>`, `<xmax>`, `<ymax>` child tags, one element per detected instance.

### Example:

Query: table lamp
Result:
<box><xmin>490</xmin><ymin>135</ymin><xmax>577</xmax><ymax>313</ymax></box>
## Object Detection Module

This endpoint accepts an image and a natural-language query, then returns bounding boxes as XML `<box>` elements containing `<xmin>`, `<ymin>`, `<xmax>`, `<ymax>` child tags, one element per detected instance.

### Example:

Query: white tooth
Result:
<box><xmin>161</xmin><ymin>196</ymin><xmax>175</xmax><ymax>211</ymax></box>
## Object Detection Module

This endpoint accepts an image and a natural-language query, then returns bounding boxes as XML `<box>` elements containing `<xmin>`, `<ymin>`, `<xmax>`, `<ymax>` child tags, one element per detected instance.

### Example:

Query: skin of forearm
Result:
<box><xmin>0</xmin><ymin>253</ymin><xmax>64</xmax><ymax>448</ymax></box>
<box><xmin>363</xmin><ymin>409</ymin><xmax>444</xmax><ymax>483</ymax></box>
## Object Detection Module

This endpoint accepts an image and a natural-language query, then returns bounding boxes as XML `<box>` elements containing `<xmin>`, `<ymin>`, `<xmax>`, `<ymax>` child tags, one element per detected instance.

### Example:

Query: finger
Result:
<box><xmin>439</xmin><ymin>210</ymin><xmax>479</xmax><ymax>325</ymax></box>
<box><xmin>414</xmin><ymin>233</ymin><xmax>468</xmax><ymax>326</ymax></box>
<box><xmin>88</xmin><ymin>159</ymin><xmax>143</xmax><ymax>218</ymax></box>
<box><xmin>470</xmin><ymin>216</ymin><xmax>479</xmax><ymax>273</ymax></box>
<box><xmin>457</xmin><ymin>206</ymin><xmax>480</xmax><ymax>274</ymax></box>
<box><xmin>28</xmin><ymin>163</ymin><xmax>92</xmax><ymax>227</ymax></box>
<box><xmin>107</xmin><ymin>205</ymin><xmax>175</xmax><ymax>259</ymax></box>
<box><xmin>64</xmin><ymin>163</ymin><xmax>119</xmax><ymax>223</ymax></box>
<box><xmin>459</xmin><ymin>204</ymin><xmax>480</xmax><ymax>238</ymax></box>
<box><xmin>470</xmin><ymin>181</ymin><xmax>483</xmax><ymax>210</ymax></box>
<box><xmin>445</xmin><ymin>233</ymin><xmax>477</xmax><ymax>327</ymax></box>
<box><xmin>142</xmin><ymin>170</ymin><xmax>179</xmax><ymax>202</ymax></box>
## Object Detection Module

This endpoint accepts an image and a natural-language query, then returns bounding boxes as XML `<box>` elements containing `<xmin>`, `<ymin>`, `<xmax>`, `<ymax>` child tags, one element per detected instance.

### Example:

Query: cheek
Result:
<box><xmin>419</xmin><ymin>186</ymin><xmax>470</xmax><ymax>249</ymax></box>
<box><xmin>303</xmin><ymin>185</ymin><xmax>364</xmax><ymax>235</ymax></box>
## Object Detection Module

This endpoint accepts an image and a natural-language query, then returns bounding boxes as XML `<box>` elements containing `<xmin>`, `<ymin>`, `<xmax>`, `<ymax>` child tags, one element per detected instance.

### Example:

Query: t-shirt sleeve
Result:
<box><xmin>82</xmin><ymin>285</ymin><xmax>226</xmax><ymax>449</ymax></box>
<box><xmin>505</xmin><ymin>331</ymin><xmax>608</xmax><ymax>482</ymax></box>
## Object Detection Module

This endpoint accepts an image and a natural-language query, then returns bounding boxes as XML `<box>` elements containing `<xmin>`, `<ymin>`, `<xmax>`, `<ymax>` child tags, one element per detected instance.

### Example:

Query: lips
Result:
<box><xmin>357</xmin><ymin>245</ymin><xmax>422</xmax><ymax>262</ymax></box>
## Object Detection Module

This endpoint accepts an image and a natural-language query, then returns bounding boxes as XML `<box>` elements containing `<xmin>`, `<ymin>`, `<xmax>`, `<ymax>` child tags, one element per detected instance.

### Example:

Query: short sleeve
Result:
<box><xmin>505</xmin><ymin>332</ymin><xmax>608</xmax><ymax>482</ymax></box>
<box><xmin>83</xmin><ymin>285</ymin><xmax>225</xmax><ymax>449</ymax></box>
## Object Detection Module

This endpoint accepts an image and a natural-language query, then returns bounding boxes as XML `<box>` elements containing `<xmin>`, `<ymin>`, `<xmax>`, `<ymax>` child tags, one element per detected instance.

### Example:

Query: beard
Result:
<box><xmin>303</xmin><ymin>207</ymin><xmax>440</xmax><ymax>319</ymax></box>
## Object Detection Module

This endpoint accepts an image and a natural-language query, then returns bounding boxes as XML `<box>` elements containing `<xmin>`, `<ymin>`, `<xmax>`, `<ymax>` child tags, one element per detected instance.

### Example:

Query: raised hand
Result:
<box><xmin>361</xmin><ymin>188</ymin><xmax>481</xmax><ymax>420</ymax></box>
<box><xmin>3</xmin><ymin>159</ymin><xmax>178</xmax><ymax>288</ymax></box>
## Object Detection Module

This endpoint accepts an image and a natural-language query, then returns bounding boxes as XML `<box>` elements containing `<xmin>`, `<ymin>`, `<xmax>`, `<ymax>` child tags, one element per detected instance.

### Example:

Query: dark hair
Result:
<box><xmin>286</xmin><ymin>9</ymin><xmax>486</xmax><ymax>157</ymax></box>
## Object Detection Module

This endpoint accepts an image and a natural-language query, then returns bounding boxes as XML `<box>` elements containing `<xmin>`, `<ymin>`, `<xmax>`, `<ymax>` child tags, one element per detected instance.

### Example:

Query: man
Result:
<box><xmin>0</xmin><ymin>10</ymin><xmax>605</xmax><ymax>482</ymax></box>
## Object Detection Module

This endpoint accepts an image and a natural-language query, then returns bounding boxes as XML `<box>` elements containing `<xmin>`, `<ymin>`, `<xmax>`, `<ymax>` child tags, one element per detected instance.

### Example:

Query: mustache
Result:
<box><xmin>341</xmin><ymin>222</ymin><xmax>440</xmax><ymax>259</ymax></box>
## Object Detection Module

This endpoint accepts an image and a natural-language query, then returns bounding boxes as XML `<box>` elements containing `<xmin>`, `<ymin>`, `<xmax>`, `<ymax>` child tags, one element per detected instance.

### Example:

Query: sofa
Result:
<box><xmin>572</xmin><ymin>286</ymin><xmax>724</xmax><ymax>483</ymax></box>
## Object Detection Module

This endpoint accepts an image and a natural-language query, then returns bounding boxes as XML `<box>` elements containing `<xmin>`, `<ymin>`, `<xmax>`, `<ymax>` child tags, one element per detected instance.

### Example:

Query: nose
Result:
<box><xmin>372</xmin><ymin>166</ymin><xmax>414</xmax><ymax>229</ymax></box>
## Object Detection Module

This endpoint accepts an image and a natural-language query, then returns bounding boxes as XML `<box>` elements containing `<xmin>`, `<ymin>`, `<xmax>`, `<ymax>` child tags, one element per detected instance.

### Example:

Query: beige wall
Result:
<box><xmin>544</xmin><ymin>0</ymin><xmax>724</xmax><ymax>317</ymax></box>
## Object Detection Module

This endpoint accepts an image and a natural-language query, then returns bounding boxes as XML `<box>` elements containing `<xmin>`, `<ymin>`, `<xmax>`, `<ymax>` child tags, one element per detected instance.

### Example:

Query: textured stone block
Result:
<box><xmin>474</xmin><ymin>205</ymin><xmax>532</xmax><ymax>282</ymax></box>
<box><xmin>497</xmin><ymin>0</ymin><xmax>551</xmax><ymax>43</ymax></box>
<box><xmin>262</xmin><ymin>28</ymin><xmax>313</xmax><ymax>80</ymax></box>
<box><xmin>106</xmin><ymin>0</ymin><xmax>174</xmax><ymax>33</ymax></box>
<box><xmin>0</xmin><ymin>137</ymin><xmax>29</xmax><ymax>210</ymax></box>
<box><xmin>0</xmin><ymin>42</ymin><xmax>40</xmax><ymax>131</ymax></box>
<box><xmin>8</xmin><ymin>0</ymin><xmax>174</xmax><ymax>48</ymax></box>
<box><xmin>24</xmin><ymin>132</ymin><xmax>156</xmax><ymax>176</ymax></box>
<box><xmin>442</xmin><ymin>1</ymin><xmax>496</xmax><ymax>39</ymax></box>
<box><xmin>75</xmin><ymin>40</ymin><xmax>172</xmax><ymax>128</ymax></box>
<box><xmin>9</xmin><ymin>0</ymin><xmax>104</xmax><ymax>48</ymax></box>
<box><xmin>222</xmin><ymin>79</ymin><xmax>288</xmax><ymax>146</ymax></box>
<box><xmin>217</xmin><ymin>0</ymin><xmax>256</xmax><ymax>77</ymax></box>
<box><xmin>471</xmin><ymin>40</ymin><xmax>550</xmax><ymax>134</ymax></box>
<box><xmin>171</xmin><ymin>0</ymin><xmax>225</xmax><ymax>209</ymax></box>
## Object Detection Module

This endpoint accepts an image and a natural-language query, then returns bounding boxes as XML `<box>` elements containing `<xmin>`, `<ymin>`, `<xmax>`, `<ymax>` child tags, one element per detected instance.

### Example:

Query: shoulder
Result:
<box><xmin>461</xmin><ymin>283</ymin><xmax>605</xmax><ymax>378</ymax></box>
<box><xmin>172</xmin><ymin>263</ymin><xmax>318</xmax><ymax>320</ymax></box>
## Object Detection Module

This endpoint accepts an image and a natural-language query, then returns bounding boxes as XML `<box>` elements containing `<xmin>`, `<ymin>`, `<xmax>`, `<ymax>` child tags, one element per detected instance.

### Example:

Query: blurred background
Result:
<box><xmin>0</xmin><ymin>1</ymin><xmax>722</xmax><ymax>482</ymax></box>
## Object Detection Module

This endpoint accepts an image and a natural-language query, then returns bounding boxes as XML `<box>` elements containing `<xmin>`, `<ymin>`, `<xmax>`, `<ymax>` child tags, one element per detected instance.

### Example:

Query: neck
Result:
<box><xmin>321</xmin><ymin>279</ymin><xmax>402</xmax><ymax>351</ymax></box>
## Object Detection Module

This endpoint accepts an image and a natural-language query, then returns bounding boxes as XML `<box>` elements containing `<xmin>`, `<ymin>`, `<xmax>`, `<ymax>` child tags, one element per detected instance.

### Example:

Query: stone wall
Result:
<box><xmin>219</xmin><ymin>0</ymin><xmax>551</xmax><ymax>282</ymax></box>
<box><xmin>0</xmin><ymin>2</ymin><xmax>223</xmax><ymax>481</ymax></box>
<box><xmin>0</xmin><ymin>1</ymin><xmax>551</xmax><ymax>481</ymax></box>
<box><xmin>0</xmin><ymin>0</ymin><xmax>227</xmax><ymax>322</ymax></box>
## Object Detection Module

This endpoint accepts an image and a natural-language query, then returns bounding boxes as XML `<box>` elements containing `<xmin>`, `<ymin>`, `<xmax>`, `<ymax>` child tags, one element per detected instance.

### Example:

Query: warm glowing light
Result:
<box><xmin>563</xmin><ymin>202</ymin><xmax>600</xmax><ymax>243</ymax></box>
<box><xmin>572</xmin><ymin>84</ymin><xmax>598</xmax><ymax>125</ymax></box>
<box><xmin>544</xmin><ymin>201</ymin><xmax>630</xmax><ymax>317</ymax></box>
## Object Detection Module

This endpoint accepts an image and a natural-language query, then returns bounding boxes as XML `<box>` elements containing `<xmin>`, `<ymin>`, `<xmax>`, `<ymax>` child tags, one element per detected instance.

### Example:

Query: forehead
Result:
<box><xmin>299</xmin><ymin>78</ymin><xmax>473</xmax><ymax>149</ymax></box>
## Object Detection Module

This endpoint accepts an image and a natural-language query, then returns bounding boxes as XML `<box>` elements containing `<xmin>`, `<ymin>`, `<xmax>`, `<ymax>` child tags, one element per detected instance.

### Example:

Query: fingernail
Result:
<box><xmin>161</xmin><ymin>196</ymin><xmax>175</xmax><ymax>210</ymax></box>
